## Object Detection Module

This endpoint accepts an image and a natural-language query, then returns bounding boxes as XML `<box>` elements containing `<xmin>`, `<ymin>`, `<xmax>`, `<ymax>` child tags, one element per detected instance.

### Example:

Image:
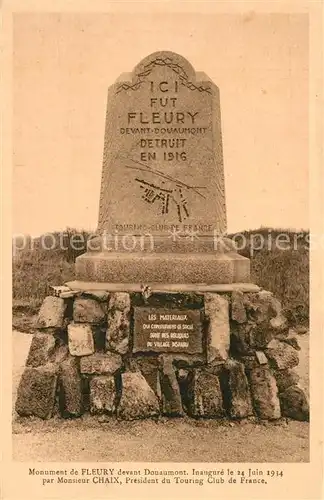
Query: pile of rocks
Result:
<box><xmin>15</xmin><ymin>288</ymin><xmax>309</xmax><ymax>422</ymax></box>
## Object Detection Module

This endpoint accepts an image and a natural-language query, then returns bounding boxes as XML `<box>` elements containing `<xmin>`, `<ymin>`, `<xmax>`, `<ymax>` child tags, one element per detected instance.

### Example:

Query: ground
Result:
<box><xmin>11</xmin><ymin>329</ymin><xmax>309</xmax><ymax>463</ymax></box>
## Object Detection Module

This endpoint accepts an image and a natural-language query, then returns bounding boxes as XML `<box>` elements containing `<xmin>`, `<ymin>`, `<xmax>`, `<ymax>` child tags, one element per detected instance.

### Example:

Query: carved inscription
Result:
<box><xmin>97</xmin><ymin>52</ymin><xmax>227</xmax><ymax>236</ymax></box>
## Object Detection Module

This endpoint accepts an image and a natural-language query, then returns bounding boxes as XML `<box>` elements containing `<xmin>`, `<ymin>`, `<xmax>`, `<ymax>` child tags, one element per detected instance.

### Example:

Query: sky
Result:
<box><xmin>12</xmin><ymin>11</ymin><xmax>309</xmax><ymax>236</ymax></box>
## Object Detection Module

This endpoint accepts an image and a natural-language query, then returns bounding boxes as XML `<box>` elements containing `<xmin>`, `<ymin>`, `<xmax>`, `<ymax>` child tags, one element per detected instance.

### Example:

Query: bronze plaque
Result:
<box><xmin>133</xmin><ymin>307</ymin><xmax>203</xmax><ymax>353</ymax></box>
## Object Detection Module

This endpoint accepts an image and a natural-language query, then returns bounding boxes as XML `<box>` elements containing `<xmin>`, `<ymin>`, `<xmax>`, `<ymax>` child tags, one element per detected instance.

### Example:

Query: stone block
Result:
<box><xmin>255</xmin><ymin>351</ymin><xmax>268</xmax><ymax>365</ymax></box>
<box><xmin>60</xmin><ymin>291</ymin><xmax>80</xmax><ymax>299</ymax></box>
<box><xmin>26</xmin><ymin>332</ymin><xmax>56</xmax><ymax>368</ymax></box>
<box><xmin>224</xmin><ymin>359</ymin><xmax>253</xmax><ymax>419</ymax></box>
<box><xmin>265</xmin><ymin>339</ymin><xmax>299</xmax><ymax>370</ymax></box>
<box><xmin>117</xmin><ymin>372</ymin><xmax>160</xmax><ymax>420</ymax></box>
<box><xmin>80</xmin><ymin>352</ymin><xmax>122</xmax><ymax>375</ymax></box>
<box><xmin>59</xmin><ymin>356</ymin><xmax>83</xmax><ymax>417</ymax></box>
<box><xmin>75</xmin><ymin>252</ymin><xmax>243</xmax><ymax>284</ymax></box>
<box><xmin>73</xmin><ymin>297</ymin><xmax>106</xmax><ymax>324</ymax></box>
<box><xmin>281</xmin><ymin>335</ymin><xmax>301</xmax><ymax>351</ymax></box>
<box><xmin>247</xmin><ymin>366</ymin><xmax>281</xmax><ymax>420</ymax></box>
<box><xmin>187</xmin><ymin>370</ymin><xmax>225</xmax><ymax>418</ymax></box>
<box><xmin>90</xmin><ymin>376</ymin><xmax>116</xmax><ymax>415</ymax></box>
<box><xmin>132</xmin><ymin>356</ymin><xmax>161</xmax><ymax>396</ymax></box>
<box><xmin>106</xmin><ymin>293</ymin><xmax>131</xmax><ymax>354</ymax></box>
<box><xmin>239</xmin><ymin>355</ymin><xmax>259</xmax><ymax>370</ymax></box>
<box><xmin>205</xmin><ymin>293</ymin><xmax>230</xmax><ymax>363</ymax></box>
<box><xmin>274</xmin><ymin>369</ymin><xmax>300</xmax><ymax>394</ymax></box>
<box><xmin>231</xmin><ymin>320</ymin><xmax>274</xmax><ymax>355</ymax></box>
<box><xmin>37</xmin><ymin>296</ymin><xmax>66</xmax><ymax>328</ymax></box>
<box><xmin>109</xmin><ymin>292</ymin><xmax>131</xmax><ymax>311</ymax></box>
<box><xmin>50</xmin><ymin>344</ymin><xmax>69</xmax><ymax>364</ymax></box>
<box><xmin>244</xmin><ymin>291</ymin><xmax>288</xmax><ymax>335</ymax></box>
<box><xmin>244</xmin><ymin>291</ymin><xmax>277</xmax><ymax>324</ymax></box>
<box><xmin>106</xmin><ymin>311</ymin><xmax>130</xmax><ymax>355</ymax></box>
<box><xmin>15</xmin><ymin>364</ymin><xmax>58</xmax><ymax>419</ymax></box>
<box><xmin>231</xmin><ymin>291</ymin><xmax>247</xmax><ymax>323</ymax></box>
<box><xmin>171</xmin><ymin>354</ymin><xmax>205</xmax><ymax>369</ymax></box>
<box><xmin>159</xmin><ymin>355</ymin><xmax>184</xmax><ymax>416</ymax></box>
<box><xmin>82</xmin><ymin>291</ymin><xmax>110</xmax><ymax>302</ymax></box>
<box><xmin>204</xmin><ymin>361</ymin><xmax>225</xmax><ymax>376</ymax></box>
<box><xmin>279</xmin><ymin>385</ymin><xmax>309</xmax><ymax>421</ymax></box>
<box><xmin>68</xmin><ymin>322</ymin><xmax>95</xmax><ymax>357</ymax></box>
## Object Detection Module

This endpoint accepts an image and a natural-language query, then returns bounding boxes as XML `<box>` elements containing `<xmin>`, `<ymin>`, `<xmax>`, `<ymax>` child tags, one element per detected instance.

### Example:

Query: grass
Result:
<box><xmin>12</xmin><ymin>227</ymin><xmax>309</xmax><ymax>323</ymax></box>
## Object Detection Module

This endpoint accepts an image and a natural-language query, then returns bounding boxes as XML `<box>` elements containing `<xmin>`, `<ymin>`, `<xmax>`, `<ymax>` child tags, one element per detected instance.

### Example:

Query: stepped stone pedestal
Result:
<box><xmin>75</xmin><ymin>236</ymin><xmax>251</xmax><ymax>285</ymax></box>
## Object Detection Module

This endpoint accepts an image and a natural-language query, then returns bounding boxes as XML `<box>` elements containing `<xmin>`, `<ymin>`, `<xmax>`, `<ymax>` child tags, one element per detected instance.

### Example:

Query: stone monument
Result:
<box><xmin>75</xmin><ymin>51</ymin><xmax>249</xmax><ymax>285</ymax></box>
<box><xmin>15</xmin><ymin>52</ymin><xmax>308</xmax><ymax>423</ymax></box>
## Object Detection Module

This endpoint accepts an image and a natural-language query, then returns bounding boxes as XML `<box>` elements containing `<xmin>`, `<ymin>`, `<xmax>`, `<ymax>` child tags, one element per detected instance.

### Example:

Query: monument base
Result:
<box><xmin>75</xmin><ymin>251</ymin><xmax>250</xmax><ymax>284</ymax></box>
<box><xmin>15</xmin><ymin>286</ymin><xmax>309</xmax><ymax>422</ymax></box>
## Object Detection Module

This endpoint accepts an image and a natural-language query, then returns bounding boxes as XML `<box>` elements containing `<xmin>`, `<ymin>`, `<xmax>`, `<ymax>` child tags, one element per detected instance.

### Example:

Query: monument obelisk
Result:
<box><xmin>75</xmin><ymin>51</ymin><xmax>250</xmax><ymax>285</ymax></box>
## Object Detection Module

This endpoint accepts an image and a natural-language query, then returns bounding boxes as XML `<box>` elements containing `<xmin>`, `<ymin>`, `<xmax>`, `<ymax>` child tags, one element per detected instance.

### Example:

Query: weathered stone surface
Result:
<box><xmin>270</xmin><ymin>312</ymin><xmax>288</xmax><ymax>334</ymax></box>
<box><xmin>231</xmin><ymin>291</ymin><xmax>247</xmax><ymax>323</ymax></box>
<box><xmin>159</xmin><ymin>355</ymin><xmax>184</xmax><ymax>416</ymax></box>
<box><xmin>245</xmin><ymin>291</ymin><xmax>288</xmax><ymax>334</ymax></box>
<box><xmin>68</xmin><ymin>322</ymin><xmax>95</xmax><ymax>356</ymax></box>
<box><xmin>82</xmin><ymin>290</ymin><xmax>110</xmax><ymax>302</ymax></box>
<box><xmin>109</xmin><ymin>292</ymin><xmax>131</xmax><ymax>311</ymax></box>
<box><xmin>171</xmin><ymin>354</ymin><xmax>205</xmax><ymax>368</ymax></box>
<box><xmin>204</xmin><ymin>361</ymin><xmax>225</xmax><ymax>376</ymax></box>
<box><xmin>50</xmin><ymin>344</ymin><xmax>69</xmax><ymax>364</ymax></box>
<box><xmin>281</xmin><ymin>335</ymin><xmax>301</xmax><ymax>351</ymax></box>
<box><xmin>205</xmin><ymin>293</ymin><xmax>230</xmax><ymax>363</ymax></box>
<box><xmin>265</xmin><ymin>339</ymin><xmax>299</xmax><ymax>370</ymax></box>
<box><xmin>239</xmin><ymin>355</ymin><xmax>259</xmax><ymax>370</ymax></box>
<box><xmin>73</xmin><ymin>298</ymin><xmax>106</xmax><ymax>324</ymax></box>
<box><xmin>51</xmin><ymin>285</ymin><xmax>71</xmax><ymax>297</ymax></box>
<box><xmin>76</xmin><ymin>253</ymin><xmax>245</xmax><ymax>284</ymax></box>
<box><xmin>80</xmin><ymin>352</ymin><xmax>122</xmax><ymax>375</ymax></box>
<box><xmin>244</xmin><ymin>291</ymin><xmax>277</xmax><ymax>324</ymax></box>
<box><xmin>90</xmin><ymin>376</ymin><xmax>116</xmax><ymax>415</ymax></box>
<box><xmin>255</xmin><ymin>351</ymin><xmax>268</xmax><ymax>365</ymax></box>
<box><xmin>117</xmin><ymin>372</ymin><xmax>160</xmax><ymax>420</ymax></box>
<box><xmin>187</xmin><ymin>370</ymin><xmax>224</xmax><ymax>418</ymax></box>
<box><xmin>26</xmin><ymin>332</ymin><xmax>56</xmax><ymax>368</ymax></box>
<box><xmin>106</xmin><ymin>311</ymin><xmax>130</xmax><ymax>355</ymax></box>
<box><xmin>248</xmin><ymin>366</ymin><xmax>281</xmax><ymax>419</ymax></box>
<box><xmin>280</xmin><ymin>385</ymin><xmax>309</xmax><ymax>421</ymax></box>
<box><xmin>177</xmin><ymin>368</ymin><xmax>189</xmax><ymax>382</ymax></box>
<box><xmin>132</xmin><ymin>356</ymin><xmax>160</xmax><ymax>396</ymax></box>
<box><xmin>224</xmin><ymin>359</ymin><xmax>253</xmax><ymax>419</ymax></box>
<box><xmin>274</xmin><ymin>369</ymin><xmax>300</xmax><ymax>394</ymax></box>
<box><xmin>59</xmin><ymin>356</ymin><xmax>83</xmax><ymax>417</ymax></box>
<box><xmin>60</xmin><ymin>291</ymin><xmax>80</xmax><ymax>299</ymax></box>
<box><xmin>105</xmin><ymin>293</ymin><xmax>131</xmax><ymax>354</ymax></box>
<box><xmin>37</xmin><ymin>296</ymin><xmax>66</xmax><ymax>328</ymax></box>
<box><xmin>231</xmin><ymin>321</ymin><xmax>273</xmax><ymax>355</ymax></box>
<box><xmin>15</xmin><ymin>364</ymin><xmax>58</xmax><ymax>419</ymax></box>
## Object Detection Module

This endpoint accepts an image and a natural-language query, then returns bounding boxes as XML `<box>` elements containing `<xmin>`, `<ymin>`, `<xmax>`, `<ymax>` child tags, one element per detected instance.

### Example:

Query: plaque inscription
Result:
<box><xmin>133</xmin><ymin>307</ymin><xmax>203</xmax><ymax>353</ymax></box>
